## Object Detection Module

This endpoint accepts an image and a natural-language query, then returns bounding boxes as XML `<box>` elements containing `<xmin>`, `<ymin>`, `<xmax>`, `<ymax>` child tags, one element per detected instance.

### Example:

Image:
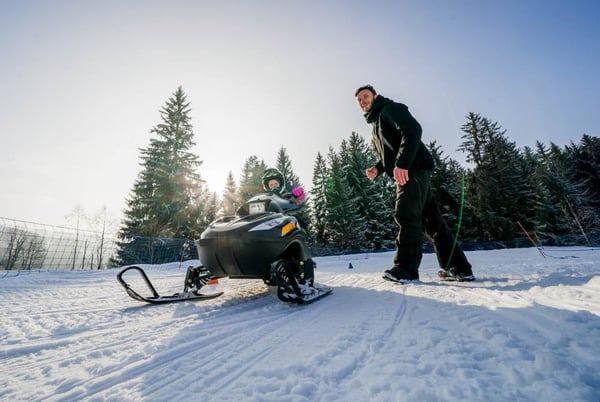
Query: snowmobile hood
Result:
<box><xmin>201</xmin><ymin>192</ymin><xmax>300</xmax><ymax>238</ymax></box>
<box><xmin>201</xmin><ymin>212</ymin><xmax>295</xmax><ymax>237</ymax></box>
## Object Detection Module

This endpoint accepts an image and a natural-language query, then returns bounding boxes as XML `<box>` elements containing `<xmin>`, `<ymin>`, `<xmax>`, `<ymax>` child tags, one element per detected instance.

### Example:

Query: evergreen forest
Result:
<box><xmin>114</xmin><ymin>88</ymin><xmax>600</xmax><ymax>264</ymax></box>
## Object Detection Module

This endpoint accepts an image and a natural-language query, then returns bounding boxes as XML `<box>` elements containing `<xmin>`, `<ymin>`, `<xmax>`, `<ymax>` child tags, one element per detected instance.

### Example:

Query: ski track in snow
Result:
<box><xmin>1</xmin><ymin>247</ymin><xmax>599</xmax><ymax>401</ymax></box>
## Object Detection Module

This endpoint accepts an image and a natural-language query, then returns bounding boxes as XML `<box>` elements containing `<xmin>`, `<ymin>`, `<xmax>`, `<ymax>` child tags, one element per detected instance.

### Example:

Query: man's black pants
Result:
<box><xmin>393</xmin><ymin>169</ymin><xmax>471</xmax><ymax>276</ymax></box>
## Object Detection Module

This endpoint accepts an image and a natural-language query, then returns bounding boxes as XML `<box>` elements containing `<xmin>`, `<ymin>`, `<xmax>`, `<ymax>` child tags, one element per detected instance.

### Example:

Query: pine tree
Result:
<box><xmin>343</xmin><ymin>132</ymin><xmax>395</xmax><ymax>249</ymax></box>
<box><xmin>309</xmin><ymin>152</ymin><xmax>329</xmax><ymax>247</ymax></box>
<box><xmin>536</xmin><ymin>136</ymin><xmax>600</xmax><ymax>244</ymax></box>
<box><xmin>522</xmin><ymin>144</ymin><xmax>557</xmax><ymax>239</ymax></box>
<box><xmin>458</xmin><ymin>113</ymin><xmax>533</xmax><ymax>241</ymax></box>
<box><xmin>201</xmin><ymin>191</ymin><xmax>220</xmax><ymax>228</ymax></box>
<box><xmin>115</xmin><ymin>87</ymin><xmax>208</xmax><ymax>264</ymax></box>
<box><xmin>238</xmin><ymin>156</ymin><xmax>267</xmax><ymax>201</ymax></box>
<box><xmin>222</xmin><ymin>171</ymin><xmax>240</xmax><ymax>216</ymax></box>
<box><xmin>338</xmin><ymin>137</ymin><xmax>368</xmax><ymax>248</ymax></box>
<box><xmin>275</xmin><ymin>146</ymin><xmax>299</xmax><ymax>186</ymax></box>
<box><xmin>538</xmin><ymin>142</ymin><xmax>577</xmax><ymax>236</ymax></box>
<box><xmin>274</xmin><ymin>146</ymin><xmax>311</xmax><ymax>236</ymax></box>
<box><xmin>324</xmin><ymin>146</ymin><xmax>364</xmax><ymax>250</ymax></box>
<box><xmin>567</xmin><ymin>134</ymin><xmax>600</xmax><ymax>234</ymax></box>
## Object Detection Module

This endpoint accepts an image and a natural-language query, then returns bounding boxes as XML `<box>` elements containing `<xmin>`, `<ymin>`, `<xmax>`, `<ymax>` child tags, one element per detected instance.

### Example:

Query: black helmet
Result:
<box><xmin>262</xmin><ymin>168</ymin><xmax>285</xmax><ymax>193</ymax></box>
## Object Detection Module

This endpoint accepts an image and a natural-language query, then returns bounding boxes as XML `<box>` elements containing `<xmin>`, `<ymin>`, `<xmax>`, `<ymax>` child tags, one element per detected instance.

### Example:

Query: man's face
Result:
<box><xmin>356</xmin><ymin>89</ymin><xmax>375</xmax><ymax>112</ymax></box>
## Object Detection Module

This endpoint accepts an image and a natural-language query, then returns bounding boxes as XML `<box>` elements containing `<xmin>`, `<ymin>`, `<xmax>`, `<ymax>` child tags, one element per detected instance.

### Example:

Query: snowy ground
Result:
<box><xmin>1</xmin><ymin>247</ymin><xmax>599</xmax><ymax>402</ymax></box>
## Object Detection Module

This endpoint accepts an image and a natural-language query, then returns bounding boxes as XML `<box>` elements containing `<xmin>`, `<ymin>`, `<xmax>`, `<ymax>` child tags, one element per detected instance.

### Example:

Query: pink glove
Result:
<box><xmin>292</xmin><ymin>186</ymin><xmax>305</xmax><ymax>201</ymax></box>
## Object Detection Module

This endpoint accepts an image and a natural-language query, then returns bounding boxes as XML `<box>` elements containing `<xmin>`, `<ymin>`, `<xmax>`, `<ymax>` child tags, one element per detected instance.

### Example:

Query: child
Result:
<box><xmin>261</xmin><ymin>168</ymin><xmax>314</xmax><ymax>288</ymax></box>
<box><xmin>261</xmin><ymin>168</ymin><xmax>305</xmax><ymax>205</ymax></box>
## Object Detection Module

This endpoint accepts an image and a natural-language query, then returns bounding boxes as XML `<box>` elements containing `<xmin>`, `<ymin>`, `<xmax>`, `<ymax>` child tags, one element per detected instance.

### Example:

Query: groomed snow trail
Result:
<box><xmin>1</xmin><ymin>248</ymin><xmax>599</xmax><ymax>401</ymax></box>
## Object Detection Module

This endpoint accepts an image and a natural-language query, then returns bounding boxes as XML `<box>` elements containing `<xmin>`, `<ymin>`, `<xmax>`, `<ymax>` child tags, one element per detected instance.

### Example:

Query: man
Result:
<box><xmin>355</xmin><ymin>84</ymin><xmax>474</xmax><ymax>283</ymax></box>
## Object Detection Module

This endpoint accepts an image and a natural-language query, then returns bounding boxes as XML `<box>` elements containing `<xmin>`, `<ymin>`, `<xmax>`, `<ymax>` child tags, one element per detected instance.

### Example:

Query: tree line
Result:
<box><xmin>114</xmin><ymin>88</ymin><xmax>599</xmax><ymax>265</ymax></box>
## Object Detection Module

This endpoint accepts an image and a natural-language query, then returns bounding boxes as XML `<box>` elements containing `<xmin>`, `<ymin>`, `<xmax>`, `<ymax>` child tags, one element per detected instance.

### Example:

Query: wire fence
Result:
<box><xmin>0</xmin><ymin>217</ymin><xmax>199</xmax><ymax>273</ymax></box>
<box><xmin>0</xmin><ymin>217</ymin><xmax>118</xmax><ymax>271</ymax></box>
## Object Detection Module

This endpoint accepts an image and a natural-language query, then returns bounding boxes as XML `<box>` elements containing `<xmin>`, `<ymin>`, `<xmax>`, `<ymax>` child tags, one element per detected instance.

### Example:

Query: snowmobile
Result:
<box><xmin>117</xmin><ymin>192</ymin><xmax>332</xmax><ymax>305</ymax></box>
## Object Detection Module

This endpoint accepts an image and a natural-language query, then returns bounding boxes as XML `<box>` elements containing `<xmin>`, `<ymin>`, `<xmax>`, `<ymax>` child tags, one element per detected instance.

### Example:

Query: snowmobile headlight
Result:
<box><xmin>248</xmin><ymin>202</ymin><xmax>266</xmax><ymax>214</ymax></box>
<box><xmin>249</xmin><ymin>217</ymin><xmax>284</xmax><ymax>232</ymax></box>
<box><xmin>280</xmin><ymin>221</ymin><xmax>297</xmax><ymax>237</ymax></box>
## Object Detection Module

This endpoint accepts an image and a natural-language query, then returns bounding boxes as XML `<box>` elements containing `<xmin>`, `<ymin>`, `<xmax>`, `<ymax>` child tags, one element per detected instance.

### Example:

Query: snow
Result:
<box><xmin>1</xmin><ymin>247</ymin><xmax>599</xmax><ymax>402</ymax></box>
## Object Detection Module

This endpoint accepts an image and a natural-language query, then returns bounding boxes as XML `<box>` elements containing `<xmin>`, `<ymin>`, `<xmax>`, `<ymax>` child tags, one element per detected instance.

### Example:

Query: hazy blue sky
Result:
<box><xmin>1</xmin><ymin>0</ymin><xmax>599</xmax><ymax>227</ymax></box>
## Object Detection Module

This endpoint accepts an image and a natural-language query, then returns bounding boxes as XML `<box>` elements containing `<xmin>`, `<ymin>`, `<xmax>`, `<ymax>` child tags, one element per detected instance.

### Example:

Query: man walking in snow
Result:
<box><xmin>355</xmin><ymin>84</ymin><xmax>475</xmax><ymax>283</ymax></box>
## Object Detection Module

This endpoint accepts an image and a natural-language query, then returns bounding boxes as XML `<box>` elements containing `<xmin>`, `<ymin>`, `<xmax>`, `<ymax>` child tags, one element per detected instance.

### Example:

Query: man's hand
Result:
<box><xmin>365</xmin><ymin>166</ymin><xmax>378</xmax><ymax>181</ymax></box>
<box><xmin>393</xmin><ymin>167</ymin><xmax>409</xmax><ymax>185</ymax></box>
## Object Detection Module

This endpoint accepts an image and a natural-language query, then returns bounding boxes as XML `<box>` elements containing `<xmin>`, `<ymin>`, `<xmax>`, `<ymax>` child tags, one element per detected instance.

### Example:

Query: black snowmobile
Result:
<box><xmin>117</xmin><ymin>192</ymin><xmax>332</xmax><ymax>304</ymax></box>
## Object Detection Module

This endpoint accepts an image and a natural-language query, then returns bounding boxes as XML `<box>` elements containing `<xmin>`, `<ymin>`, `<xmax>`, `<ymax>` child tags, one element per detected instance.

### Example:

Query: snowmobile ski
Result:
<box><xmin>278</xmin><ymin>284</ymin><xmax>333</xmax><ymax>304</ymax></box>
<box><xmin>272</xmin><ymin>259</ymin><xmax>332</xmax><ymax>304</ymax></box>
<box><xmin>117</xmin><ymin>265</ymin><xmax>223</xmax><ymax>305</ymax></box>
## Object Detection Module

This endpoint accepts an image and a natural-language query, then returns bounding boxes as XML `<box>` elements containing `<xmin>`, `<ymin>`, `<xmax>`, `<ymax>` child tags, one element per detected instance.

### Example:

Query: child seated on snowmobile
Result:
<box><xmin>261</xmin><ymin>168</ymin><xmax>314</xmax><ymax>288</ymax></box>
<box><xmin>261</xmin><ymin>167</ymin><xmax>305</xmax><ymax>205</ymax></box>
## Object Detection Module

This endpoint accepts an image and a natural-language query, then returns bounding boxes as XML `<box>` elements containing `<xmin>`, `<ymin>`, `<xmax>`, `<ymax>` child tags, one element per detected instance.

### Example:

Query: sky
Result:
<box><xmin>2</xmin><ymin>247</ymin><xmax>599</xmax><ymax>400</ymax></box>
<box><xmin>1</xmin><ymin>0</ymin><xmax>599</xmax><ymax>227</ymax></box>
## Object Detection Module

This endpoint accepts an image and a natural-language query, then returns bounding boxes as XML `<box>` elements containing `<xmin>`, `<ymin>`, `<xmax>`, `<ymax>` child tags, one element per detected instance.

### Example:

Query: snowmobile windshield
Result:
<box><xmin>236</xmin><ymin>193</ymin><xmax>298</xmax><ymax>216</ymax></box>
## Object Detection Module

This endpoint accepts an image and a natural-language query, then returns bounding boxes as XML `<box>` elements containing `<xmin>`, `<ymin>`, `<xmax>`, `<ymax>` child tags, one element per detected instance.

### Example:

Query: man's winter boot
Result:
<box><xmin>383</xmin><ymin>265</ymin><xmax>419</xmax><ymax>283</ymax></box>
<box><xmin>438</xmin><ymin>267</ymin><xmax>475</xmax><ymax>282</ymax></box>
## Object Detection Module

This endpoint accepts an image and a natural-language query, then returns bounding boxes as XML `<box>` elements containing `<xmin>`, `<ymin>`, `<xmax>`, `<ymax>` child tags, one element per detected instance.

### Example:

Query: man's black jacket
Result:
<box><xmin>364</xmin><ymin>95</ymin><xmax>434</xmax><ymax>178</ymax></box>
